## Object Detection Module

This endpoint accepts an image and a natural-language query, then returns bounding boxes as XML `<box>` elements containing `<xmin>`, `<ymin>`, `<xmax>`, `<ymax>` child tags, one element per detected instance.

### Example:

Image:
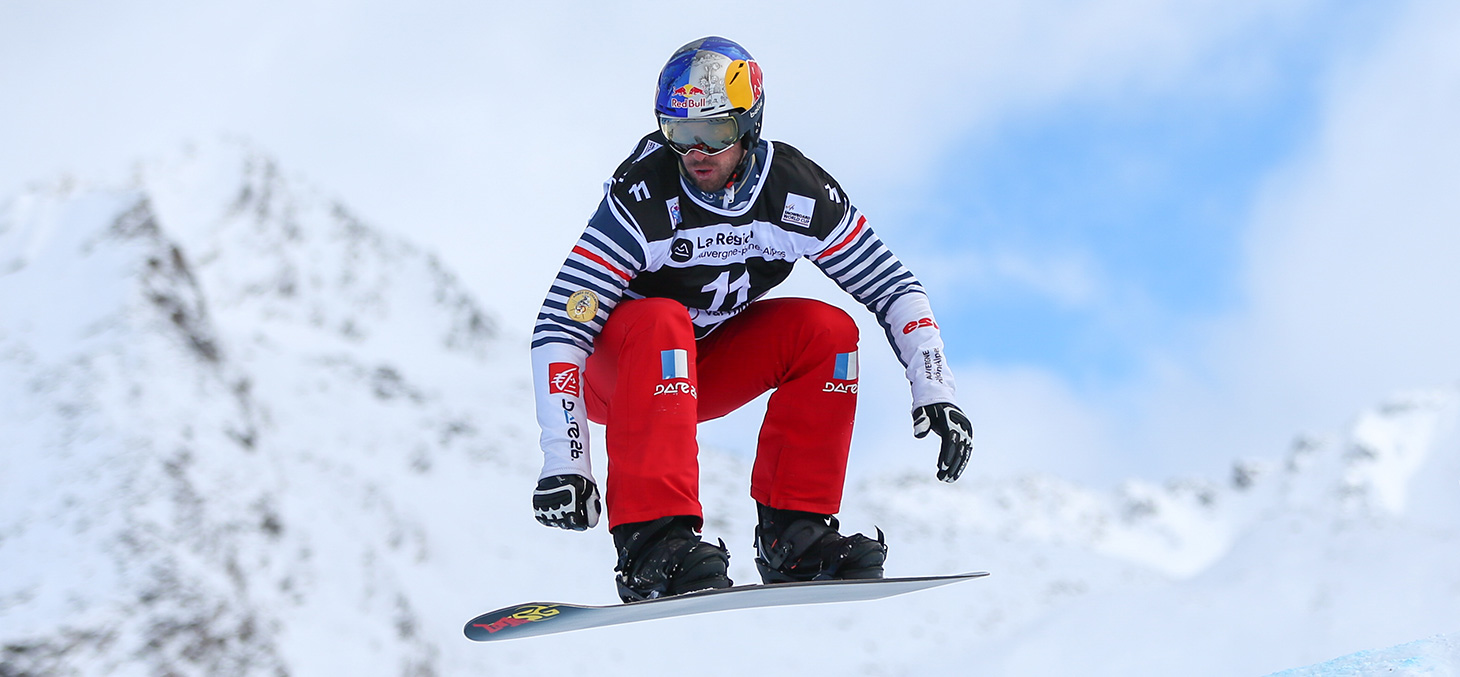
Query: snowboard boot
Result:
<box><xmin>612</xmin><ymin>516</ymin><xmax>733</xmax><ymax>602</ymax></box>
<box><xmin>753</xmin><ymin>503</ymin><xmax>888</xmax><ymax>583</ymax></box>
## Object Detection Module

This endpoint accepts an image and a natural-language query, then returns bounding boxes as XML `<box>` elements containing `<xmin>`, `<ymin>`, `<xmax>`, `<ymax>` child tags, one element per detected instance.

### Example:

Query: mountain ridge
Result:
<box><xmin>2</xmin><ymin>139</ymin><xmax>1455</xmax><ymax>676</ymax></box>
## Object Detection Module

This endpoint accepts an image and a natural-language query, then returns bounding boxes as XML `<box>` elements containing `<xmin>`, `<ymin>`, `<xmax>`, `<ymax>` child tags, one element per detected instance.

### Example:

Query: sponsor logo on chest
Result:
<box><xmin>695</xmin><ymin>231</ymin><xmax>754</xmax><ymax>248</ymax></box>
<box><xmin>666</xmin><ymin>223</ymin><xmax>791</xmax><ymax>265</ymax></box>
<box><xmin>671</xmin><ymin>237</ymin><xmax>695</xmax><ymax>263</ymax></box>
<box><xmin>782</xmin><ymin>193</ymin><xmax>815</xmax><ymax>228</ymax></box>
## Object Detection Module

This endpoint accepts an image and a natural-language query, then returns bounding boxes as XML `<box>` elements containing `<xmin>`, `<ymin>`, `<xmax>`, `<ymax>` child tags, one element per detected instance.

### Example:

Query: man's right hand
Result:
<box><xmin>533</xmin><ymin>475</ymin><xmax>602</xmax><ymax>531</ymax></box>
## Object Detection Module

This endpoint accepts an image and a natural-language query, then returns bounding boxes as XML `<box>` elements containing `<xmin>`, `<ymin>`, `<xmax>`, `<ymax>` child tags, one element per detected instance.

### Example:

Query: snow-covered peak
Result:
<box><xmin>1333</xmin><ymin>388</ymin><xmax>1457</xmax><ymax>516</ymax></box>
<box><xmin>133</xmin><ymin>138</ymin><xmax>497</xmax><ymax>364</ymax></box>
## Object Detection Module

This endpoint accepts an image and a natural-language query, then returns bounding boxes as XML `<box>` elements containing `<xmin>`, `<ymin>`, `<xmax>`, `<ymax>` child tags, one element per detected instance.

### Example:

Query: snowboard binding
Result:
<box><xmin>753</xmin><ymin>503</ymin><xmax>888</xmax><ymax>584</ymax></box>
<box><xmin>612</xmin><ymin>516</ymin><xmax>733</xmax><ymax>603</ymax></box>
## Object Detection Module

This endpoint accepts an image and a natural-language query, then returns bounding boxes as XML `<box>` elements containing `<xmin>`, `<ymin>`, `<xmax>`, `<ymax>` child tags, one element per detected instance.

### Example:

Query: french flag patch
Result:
<box><xmin>661</xmin><ymin>349</ymin><xmax>689</xmax><ymax>380</ymax></box>
<box><xmin>833</xmin><ymin>352</ymin><xmax>858</xmax><ymax>380</ymax></box>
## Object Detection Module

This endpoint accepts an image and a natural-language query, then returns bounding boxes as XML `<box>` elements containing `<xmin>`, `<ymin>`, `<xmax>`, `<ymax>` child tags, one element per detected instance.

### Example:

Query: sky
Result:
<box><xmin>4</xmin><ymin>0</ymin><xmax>1459</xmax><ymax>488</ymax></box>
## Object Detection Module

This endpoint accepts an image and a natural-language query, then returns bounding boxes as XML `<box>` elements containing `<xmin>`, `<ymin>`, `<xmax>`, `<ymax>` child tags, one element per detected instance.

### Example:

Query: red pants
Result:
<box><xmin>585</xmin><ymin>297</ymin><xmax>860</xmax><ymax>529</ymax></box>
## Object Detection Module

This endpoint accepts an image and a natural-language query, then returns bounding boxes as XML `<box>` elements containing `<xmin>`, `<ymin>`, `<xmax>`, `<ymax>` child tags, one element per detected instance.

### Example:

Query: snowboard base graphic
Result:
<box><xmin>464</xmin><ymin>571</ymin><xmax>989</xmax><ymax>641</ymax></box>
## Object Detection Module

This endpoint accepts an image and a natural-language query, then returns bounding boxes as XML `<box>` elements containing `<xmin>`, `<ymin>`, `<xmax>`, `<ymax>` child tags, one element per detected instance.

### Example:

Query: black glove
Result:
<box><xmin>533</xmin><ymin>474</ymin><xmax>602</xmax><ymax>531</ymax></box>
<box><xmin>912</xmin><ymin>402</ymin><xmax>974</xmax><ymax>483</ymax></box>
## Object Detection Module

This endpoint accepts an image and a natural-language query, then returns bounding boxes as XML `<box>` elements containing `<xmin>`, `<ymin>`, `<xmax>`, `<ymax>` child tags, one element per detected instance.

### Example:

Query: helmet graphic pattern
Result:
<box><xmin>656</xmin><ymin>37</ymin><xmax>764</xmax><ymax>145</ymax></box>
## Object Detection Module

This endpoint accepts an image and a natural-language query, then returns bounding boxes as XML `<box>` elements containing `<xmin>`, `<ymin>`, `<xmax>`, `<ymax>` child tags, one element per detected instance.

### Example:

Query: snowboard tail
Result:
<box><xmin>464</xmin><ymin>571</ymin><xmax>988</xmax><ymax>642</ymax></box>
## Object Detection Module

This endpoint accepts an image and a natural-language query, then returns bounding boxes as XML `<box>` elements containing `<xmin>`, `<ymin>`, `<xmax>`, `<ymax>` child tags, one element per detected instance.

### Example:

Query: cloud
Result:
<box><xmin>0</xmin><ymin>0</ymin><xmax>1330</xmax><ymax>315</ymax></box>
<box><xmin>919</xmin><ymin>248</ymin><xmax>1107</xmax><ymax>309</ymax></box>
<box><xmin>1211</xmin><ymin>0</ymin><xmax>1460</xmax><ymax>440</ymax></box>
<box><xmin>8</xmin><ymin>0</ymin><xmax>1448</xmax><ymax>488</ymax></box>
<box><xmin>955</xmin><ymin>0</ymin><xmax>1460</xmax><ymax>483</ymax></box>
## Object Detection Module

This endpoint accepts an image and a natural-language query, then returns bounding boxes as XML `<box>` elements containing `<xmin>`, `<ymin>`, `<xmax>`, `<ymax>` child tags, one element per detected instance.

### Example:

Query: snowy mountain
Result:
<box><xmin>1</xmin><ymin>141</ymin><xmax>525</xmax><ymax>675</ymax></box>
<box><xmin>877</xmin><ymin>387</ymin><xmax>1460</xmax><ymax>675</ymax></box>
<box><xmin>2</xmin><ymin>141</ymin><xmax>1456</xmax><ymax>676</ymax></box>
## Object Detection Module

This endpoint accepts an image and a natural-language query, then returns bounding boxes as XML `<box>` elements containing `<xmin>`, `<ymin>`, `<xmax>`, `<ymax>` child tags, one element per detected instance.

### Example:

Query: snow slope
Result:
<box><xmin>2</xmin><ymin>141</ymin><xmax>1456</xmax><ymax>676</ymax></box>
<box><xmin>945</xmin><ymin>392</ymin><xmax>1460</xmax><ymax>675</ymax></box>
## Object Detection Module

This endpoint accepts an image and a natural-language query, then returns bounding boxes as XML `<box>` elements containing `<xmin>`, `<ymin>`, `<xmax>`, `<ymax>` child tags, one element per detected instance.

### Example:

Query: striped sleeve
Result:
<box><xmin>812</xmin><ymin>206</ymin><xmax>925</xmax><ymax>321</ymax></box>
<box><xmin>812</xmin><ymin>206</ymin><xmax>958</xmax><ymax>409</ymax></box>
<box><xmin>529</xmin><ymin>194</ymin><xmax>649</xmax><ymax>483</ymax></box>
<box><xmin>530</xmin><ymin>197</ymin><xmax>647</xmax><ymax>353</ymax></box>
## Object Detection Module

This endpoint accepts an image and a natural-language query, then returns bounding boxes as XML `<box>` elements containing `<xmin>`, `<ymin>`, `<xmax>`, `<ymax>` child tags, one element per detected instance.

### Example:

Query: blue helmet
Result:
<box><xmin>654</xmin><ymin>37</ymin><xmax>765</xmax><ymax>156</ymax></box>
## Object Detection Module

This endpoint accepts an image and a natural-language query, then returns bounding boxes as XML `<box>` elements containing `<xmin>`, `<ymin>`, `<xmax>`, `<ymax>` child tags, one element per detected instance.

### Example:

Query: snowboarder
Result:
<box><xmin>530</xmin><ymin>36</ymin><xmax>975</xmax><ymax>603</ymax></box>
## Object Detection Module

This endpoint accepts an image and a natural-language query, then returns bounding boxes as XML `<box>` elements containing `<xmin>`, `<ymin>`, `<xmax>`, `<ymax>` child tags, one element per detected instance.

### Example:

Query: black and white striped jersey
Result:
<box><xmin>531</xmin><ymin>133</ymin><xmax>958</xmax><ymax>480</ymax></box>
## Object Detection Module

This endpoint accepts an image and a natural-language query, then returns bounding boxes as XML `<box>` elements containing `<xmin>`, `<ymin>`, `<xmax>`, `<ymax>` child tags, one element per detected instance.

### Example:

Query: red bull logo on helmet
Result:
<box><xmin>670</xmin><ymin>83</ymin><xmax>707</xmax><ymax>109</ymax></box>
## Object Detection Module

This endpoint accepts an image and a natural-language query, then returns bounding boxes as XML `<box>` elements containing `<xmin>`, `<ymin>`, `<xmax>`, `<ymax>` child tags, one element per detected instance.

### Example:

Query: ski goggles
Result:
<box><xmin>658</xmin><ymin>115</ymin><xmax>741</xmax><ymax>156</ymax></box>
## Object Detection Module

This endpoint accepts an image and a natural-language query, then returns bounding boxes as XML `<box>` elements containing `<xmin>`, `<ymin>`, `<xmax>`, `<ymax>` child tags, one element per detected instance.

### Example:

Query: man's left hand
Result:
<box><xmin>912</xmin><ymin>402</ymin><xmax>974</xmax><ymax>483</ymax></box>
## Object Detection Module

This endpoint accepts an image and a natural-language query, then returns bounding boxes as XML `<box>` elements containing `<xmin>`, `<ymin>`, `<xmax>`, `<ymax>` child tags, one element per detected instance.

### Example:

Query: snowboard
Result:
<box><xmin>464</xmin><ymin>571</ymin><xmax>988</xmax><ymax>641</ymax></box>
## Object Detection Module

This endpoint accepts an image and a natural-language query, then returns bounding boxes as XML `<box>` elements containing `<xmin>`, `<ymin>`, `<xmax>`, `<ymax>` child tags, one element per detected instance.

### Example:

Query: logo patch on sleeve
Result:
<box><xmin>566</xmin><ymin>290</ymin><xmax>600</xmax><ymax>323</ymax></box>
<box><xmin>781</xmin><ymin>193</ymin><xmax>816</xmax><ymax>228</ymax></box>
<box><xmin>547</xmin><ymin>363</ymin><xmax>581</xmax><ymax>396</ymax></box>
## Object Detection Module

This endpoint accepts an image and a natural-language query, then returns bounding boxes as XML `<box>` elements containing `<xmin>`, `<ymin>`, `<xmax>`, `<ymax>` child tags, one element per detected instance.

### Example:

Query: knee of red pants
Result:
<box><xmin>755</xmin><ymin>298</ymin><xmax>859</xmax><ymax>365</ymax></box>
<box><xmin>586</xmin><ymin>298</ymin><xmax>694</xmax><ymax>423</ymax></box>
<box><xmin>792</xmin><ymin>299</ymin><xmax>858</xmax><ymax>347</ymax></box>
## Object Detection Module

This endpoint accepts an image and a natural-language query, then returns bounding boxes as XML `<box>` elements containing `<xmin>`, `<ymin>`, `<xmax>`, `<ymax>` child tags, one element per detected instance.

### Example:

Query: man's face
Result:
<box><xmin>679</xmin><ymin>143</ymin><xmax>745</xmax><ymax>193</ymax></box>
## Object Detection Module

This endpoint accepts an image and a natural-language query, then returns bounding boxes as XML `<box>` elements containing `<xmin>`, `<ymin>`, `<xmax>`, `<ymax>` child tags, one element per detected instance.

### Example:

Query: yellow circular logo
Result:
<box><xmin>566</xmin><ymin>290</ymin><xmax>599</xmax><ymax>323</ymax></box>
